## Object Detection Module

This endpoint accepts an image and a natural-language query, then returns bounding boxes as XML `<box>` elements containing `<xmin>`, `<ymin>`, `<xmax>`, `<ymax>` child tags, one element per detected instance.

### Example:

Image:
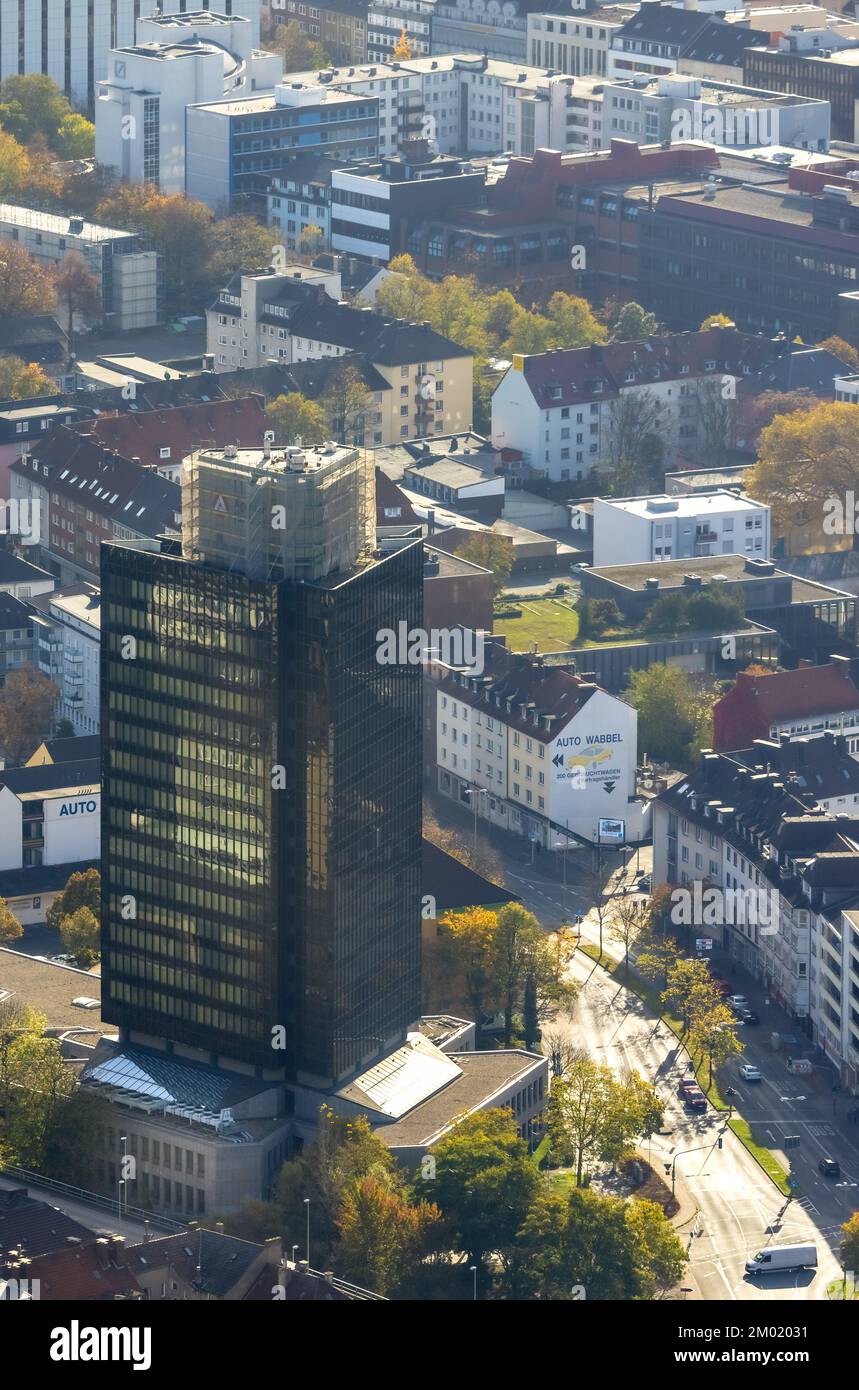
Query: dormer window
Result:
<box><xmin>593</xmin><ymin>380</ymin><xmax>604</xmax><ymax>393</ymax></box>
<box><xmin>704</xmin><ymin>359</ymin><xmax>716</xmax><ymax>370</ymax></box>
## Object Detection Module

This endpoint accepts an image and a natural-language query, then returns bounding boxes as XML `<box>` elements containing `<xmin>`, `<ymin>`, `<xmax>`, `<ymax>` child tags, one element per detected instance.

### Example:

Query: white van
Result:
<box><xmin>745</xmin><ymin>1244</ymin><xmax>818</xmax><ymax>1275</ymax></box>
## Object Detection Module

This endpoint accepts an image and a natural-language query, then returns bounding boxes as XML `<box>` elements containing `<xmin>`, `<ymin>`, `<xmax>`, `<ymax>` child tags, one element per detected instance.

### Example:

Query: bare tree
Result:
<box><xmin>603</xmin><ymin>387</ymin><xmax>664</xmax><ymax>492</ymax></box>
<box><xmin>693</xmin><ymin>375</ymin><xmax>736</xmax><ymax>467</ymax></box>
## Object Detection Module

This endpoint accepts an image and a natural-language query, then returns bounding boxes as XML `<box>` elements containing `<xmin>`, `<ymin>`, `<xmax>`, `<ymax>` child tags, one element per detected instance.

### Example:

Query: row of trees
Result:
<box><xmin>223</xmin><ymin>1104</ymin><xmax>686</xmax><ymax>1299</ymax></box>
<box><xmin>438</xmin><ymin>904</ymin><xmax>578</xmax><ymax>1046</ymax></box>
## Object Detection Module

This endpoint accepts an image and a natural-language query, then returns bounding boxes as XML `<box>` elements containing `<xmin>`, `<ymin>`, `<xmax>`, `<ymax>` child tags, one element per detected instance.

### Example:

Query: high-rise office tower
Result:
<box><xmin>100</xmin><ymin>441</ymin><xmax>422</xmax><ymax>1089</ymax></box>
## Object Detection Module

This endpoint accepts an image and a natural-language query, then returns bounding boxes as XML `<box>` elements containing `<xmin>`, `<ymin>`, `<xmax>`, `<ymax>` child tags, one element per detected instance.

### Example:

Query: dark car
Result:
<box><xmin>819</xmin><ymin>1158</ymin><xmax>841</xmax><ymax>1178</ymax></box>
<box><xmin>739</xmin><ymin>1010</ymin><xmax>760</xmax><ymax>1026</ymax></box>
<box><xmin>683</xmin><ymin>1087</ymin><xmax>707</xmax><ymax>1112</ymax></box>
<box><xmin>638</xmin><ymin>875</ymin><xmax>652</xmax><ymax>895</ymax></box>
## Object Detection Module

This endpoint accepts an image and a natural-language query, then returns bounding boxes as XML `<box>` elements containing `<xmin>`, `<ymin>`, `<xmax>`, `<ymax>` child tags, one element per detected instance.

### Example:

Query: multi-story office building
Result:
<box><xmin>744</xmin><ymin>33</ymin><xmax>859</xmax><ymax>142</ymax></box>
<box><xmin>368</xmin><ymin>0</ymin><xmax>433</xmax><ymax>60</ymax></box>
<box><xmin>95</xmin><ymin>12</ymin><xmax>282</xmax><ymax>193</ymax></box>
<box><xmin>528</xmin><ymin>3</ymin><xmax>635</xmax><ymax>77</ymax></box>
<box><xmin>600</xmin><ymin>72</ymin><xmax>830</xmax><ymax>152</ymax></box>
<box><xmin>185</xmin><ymin>79</ymin><xmax>379</xmax><ymax>209</ymax></box>
<box><xmin>329</xmin><ymin>151</ymin><xmax>486</xmax><ymax>263</ymax></box>
<box><xmin>99</xmin><ymin>440</ymin><xmax>422</xmax><ymax>1087</ymax></box>
<box><xmin>637</xmin><ymin>174</ymin><xmax>859</xmax><ymax>340</ymax></box>
<box><xmin>0</xmin><ymin>0</ymin><xmax>261</xmax><ymax>110</ymax></box>
<box><xmin>431</xmin><ymin>0</ymin><xmax>543</xmax><ymax>63</ymax></box>
<box><xmin>268</xmin><ymin>52</ymin><xmax>629</xmax><ymax>164</ymax></box>
<box><xmin>268</xmin><ymin>158</ymin><xmax>333</xmax><ymax>252</ymax></box>
<box><xmin>280</xmin><ymin>0</ymin><xmax>370</xmax><ymax>65</ymax></box>
<box><xmin>0</xmin><ymin>205</ymin><xmax>159</xmax><ymax>332</ymax></box>
<box><xmin>591</xmin><ymin>491</ymin><xmax>771</xmax><ymax>568</ymax></box>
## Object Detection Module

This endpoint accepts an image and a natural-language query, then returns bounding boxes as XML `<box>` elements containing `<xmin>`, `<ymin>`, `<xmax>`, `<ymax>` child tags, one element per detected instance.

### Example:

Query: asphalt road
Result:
<box><xmin>565</xmin><ymin>954</ymin><xmax>847</xmax><ymax>1301</ymax></box>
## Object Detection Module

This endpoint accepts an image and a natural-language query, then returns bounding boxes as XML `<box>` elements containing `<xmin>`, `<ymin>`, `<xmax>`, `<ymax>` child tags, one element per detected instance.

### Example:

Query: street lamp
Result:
<box><xmin>117</xmin><ymin>1177</ymin><xmax>125</xmax><ymax>1228</ymax></box>
<box><xmin>291</xmin><ymin>1244</ymin><xmax>299</xmax><ymax>1265</ymax></box>
<box><xmin>119</xmin><ymin>1135</ymin><xmax>128</xmax><ymax>1219</ymax></box>
<box><xmin>463</xmin><ymin>783</ymin><xmax>487</xmax><ymax>858</ymax></box>
<box><xmin>304</xmin><ymin>1197</ymin><xmax>311</xmax><ymax>1266</ymax></box>
<box><xmin>469</xmin><ymin>1264</ymin><xmax>477</xmax><ymax>1301</ymax></box>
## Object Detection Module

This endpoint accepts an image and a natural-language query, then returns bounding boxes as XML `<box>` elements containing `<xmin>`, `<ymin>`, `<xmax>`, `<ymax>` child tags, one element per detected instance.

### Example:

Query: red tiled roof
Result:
<box><xmin>69</xmin><ymin>395</ymin><xmax>267</xmax><ymax>466</ymax></box>
<box><xmin>26</xmin><ymin>1241</ymin><xmax>143</xmax><ymax>1301</ymax></box>
<box><xmin>713</xmin><ymin>662</ymin><xmax>859</xmax><ymax>750</ymax></box>
<box><xmin>732</xmin><ymin>664</ymin><xmax>859</xmax><ymax>721</ymax></box>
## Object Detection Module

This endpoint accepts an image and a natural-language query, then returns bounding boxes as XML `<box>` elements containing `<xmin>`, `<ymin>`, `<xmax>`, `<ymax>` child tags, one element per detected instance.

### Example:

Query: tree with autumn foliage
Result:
<box><xmin>0</xmin><ymin>128</ymin><xmax>32</xmax><ymax>201</ymax></box>
<box><xmin>817</xmin><ymin>334</ymin><xmax>859</xmax><ymax>371</ymax></box>
<box><xmin>0</xmin><ymin>897</ymin><xmax>22</xmax><ymax>947</ymax></box>
<box><xmin>336</xmin><ymin>1177</ymin><xmax>440</xmax><ymax>1295</ymax></box>
<box><xmin>0</xmin><ymin>242</ymin><xmax>57</xmax><ymax>318</ymax></box>
<box><xmin>265</xmin><ymin>391</ymin><xmax>327</xmax><ymax>446</ymax></box>
<box><xmin>748</xmin><ymin>400</ymin><xmax>859</xmax><ymax>542</ymax></box>
<box><xmin>438</xmin><ymin>906</ymin><xmax>500</xmax><ymax>1028</ymax></box>
<box><xmin>54</xmin><ymin>250</ymin><xmax>102</xmax><ymax>345</ymax></box>
<box><xmin>0</xmin><ymin>666</ymin><xmax>59</xmax><ymax>764</ymax></box>
<box><xmin>268</xmin><ymin>20</ymin><xmax>329</xmax><ymax>72</ymax></box>
<box><xmin>392</xmin><ymin>25</ymin><xmax>415</xmax><ymax>60</ymax></box>
<box><xmin>0</xmin><ymin>357</ymin><xmax>55</xmax><ymax>401</ymax></box>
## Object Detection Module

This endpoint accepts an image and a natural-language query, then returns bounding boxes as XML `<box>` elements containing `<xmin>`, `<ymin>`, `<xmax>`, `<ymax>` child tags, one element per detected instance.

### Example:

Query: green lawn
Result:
<box><xmin>493</xmin><ymin>598</ymin><xmax>580</xmax><ymax>652</ymax></box>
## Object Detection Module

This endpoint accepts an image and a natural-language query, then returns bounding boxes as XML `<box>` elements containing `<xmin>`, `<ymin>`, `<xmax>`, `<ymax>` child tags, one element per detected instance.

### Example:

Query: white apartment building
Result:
<box><xmin>652</xmin><ymin>738</ymin><xmax>859</xmax><ymax>1029</ymax></box>
<box><xmin>95</xmin><ymin>12</ymin><xmax>282</xmax><ymax>193</ymax></box>
<box><xmin>0</xmin><ymin>0</ymin><xmax>260</xmax><ymax>109</ymax></box>
<box><xmin>811</xmin><ymin>905</ymin><xmax>859</xmax><ymax>1090</ymax></box>
<box><xmin>206</xmin><ymin>263</ymin><xmax>343</xmax><ymax>370</ymax></box>
<box><xmin>432</xmin><ymin>656</ymin><xmax>643</xmax><ymax>848</ymax></box>
<box><xmin>591</xmin><ymin>491</ymin><xmax>772</xmax><ymax>567</ymax></box>
<box><xmin>490</xmin><ymin>328</ymin><xmax>782</xmax><ymax>483</ymax></box>
<box><xmin>31</xmin><ymin>585</ymin><xmax>102</xmax><ymax>736</ymax></box>
<box><xmin>601</xmin><ymin>72</ymin><xmax>830</xmax><ymax>151</ymax></box>
<box><xmin>276</xmin><ymin>52</ymin><xmax>622</xmax><ymax>160</ymax></box>
<box><xmin>0</xmin><ymin>205</ymin><xmax>159</xmax><ymax>332</ymax></box>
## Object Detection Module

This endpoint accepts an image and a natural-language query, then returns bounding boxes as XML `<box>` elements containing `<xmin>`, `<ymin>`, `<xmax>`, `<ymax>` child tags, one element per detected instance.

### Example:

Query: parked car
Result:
<box><xmin>739</xmin><ymin>1063</ymin><xmax>762</xmax><ymax>1082</ymax></box>
<box><xmin>739</xmin><ymin>1010</ymin><xmax>760</xmax><ymax>1026</ymax></box>
<box><xmin>677</xmin><ymin>1079</ymin><xmax>701</xmax><ymax>1098</ymax></box>
<box><xmin>638</xmin><ymin>874</ymin><xmax>652</xmax><ymax>894</ymax></box>
<box><xmin>818</xmin><ymin>1158</ymin><xmax>841</xmax><ymax>1178</ymax></box>
<box><xmin>728</xmin><ymin>995</ymin><xmax>748</xmax><ymax>1010</ymax></box>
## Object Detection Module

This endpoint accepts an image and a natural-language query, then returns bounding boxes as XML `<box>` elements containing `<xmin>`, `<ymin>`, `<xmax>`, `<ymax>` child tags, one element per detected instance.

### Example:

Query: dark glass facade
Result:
<box><xmin>101</xmin><ymin>537</ymin><xmax>423</xmax><ymax>1087</ymax></box>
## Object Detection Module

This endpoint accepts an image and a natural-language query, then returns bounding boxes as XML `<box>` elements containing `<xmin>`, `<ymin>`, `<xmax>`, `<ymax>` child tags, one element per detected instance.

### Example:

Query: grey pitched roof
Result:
<box><xmin>0</xmin><ymin>758</ymin><xmax>100</xmax><ymax>793</ymax></box>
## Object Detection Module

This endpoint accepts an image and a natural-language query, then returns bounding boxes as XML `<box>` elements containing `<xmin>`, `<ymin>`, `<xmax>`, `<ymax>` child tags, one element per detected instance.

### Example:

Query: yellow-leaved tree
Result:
<box><xmin>747</xmin><ymin>400</ymin><xmax>859</xmax><ymax>545</ymax></box>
